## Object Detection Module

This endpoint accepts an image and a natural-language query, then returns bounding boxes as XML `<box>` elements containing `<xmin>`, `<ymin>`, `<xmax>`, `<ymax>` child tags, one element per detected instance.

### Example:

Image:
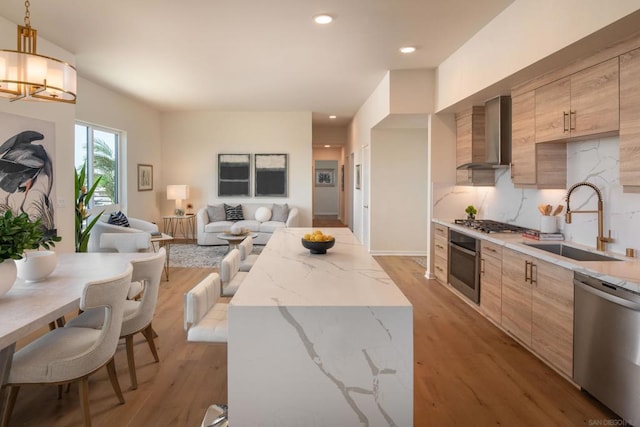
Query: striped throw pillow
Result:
<box><xmin>224</xmin><ymin>204</ymin><xmax>244</xmax><ymax>221</ymax></box>
<box><xmin>107</xmin><ymin>211</ymin><xmax>130</xmax><ymax>227</ymax></box>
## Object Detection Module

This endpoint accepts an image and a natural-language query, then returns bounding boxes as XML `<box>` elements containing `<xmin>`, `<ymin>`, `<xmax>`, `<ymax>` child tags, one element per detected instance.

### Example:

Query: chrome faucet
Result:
<box><xmin>565</xmin><ymin>182</ymin><xmax>613</xmax><ymax>251</ymax></box>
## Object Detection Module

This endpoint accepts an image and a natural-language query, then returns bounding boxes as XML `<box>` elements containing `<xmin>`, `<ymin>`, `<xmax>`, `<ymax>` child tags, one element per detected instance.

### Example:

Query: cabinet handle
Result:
<box><xmin>570</xmin><ymin>110</ymin><xmax>576</xmax><ymax>130</ymax></box>
<box><xmin>510</xmin><ymin>162</ymin><xmax>514</xmax><ymax>179</ymax></box>
<box><xmin>436</xmin><ymin>266</ymin><xmax>443</xmax><ymax>272</ymax></box>
<box><xmin>563</xmin><ymin>112</ymin><xmax>569</xmax><ymax>132</ymax></box>
<box><xmin>486</xmin><ymin>247</ymin><xmax>496</xmax><ymax>253</ymax></box>
<box><xmin>481</xmin><ymin>258</ymin><xmax>485</xmax><ymax>274</ymax></box>
<box><xmin>524</xmin><ymin>260</ymin><xmax>531</xmax><ymax>283</ymax></box>
<box><xmin>531</xmin><ymin>262</ymin><xmax>537</xmax><ymax>285</ymax></box>
<box><xmin>436</xmin><ymin>244</ymin><xmax>444</xmax><ymax>250</ymax></box>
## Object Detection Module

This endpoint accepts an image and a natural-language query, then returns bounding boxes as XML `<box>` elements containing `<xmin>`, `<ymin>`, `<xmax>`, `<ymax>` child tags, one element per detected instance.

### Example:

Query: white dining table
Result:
<box><xmin>0</xmin><ymin>252</ymin><xmax>155</xmax><ymax>416</ymax></box>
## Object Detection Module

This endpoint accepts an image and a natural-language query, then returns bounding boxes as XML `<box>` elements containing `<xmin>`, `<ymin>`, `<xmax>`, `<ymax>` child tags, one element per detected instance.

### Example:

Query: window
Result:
<box><xmin>74</xmin><ymin>122</ymin><xmax>122</xmax><ymax>209</ymax></box>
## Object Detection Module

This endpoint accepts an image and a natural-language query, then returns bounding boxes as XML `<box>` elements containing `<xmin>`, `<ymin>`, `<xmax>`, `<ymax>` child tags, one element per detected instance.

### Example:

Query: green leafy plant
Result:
<box><xmin>0</xmin><ymin>210</ymin><xmax>61</xmax><ymax>262</ymax></box>
<box><xmin>75</xmin><ymin>164</ymin><xmax>104</xmax><ymax>252</ymax></box>
<box><xmin>465</xmin><ymin>205</ymin><xmax>477</xmax><ymax>218</ymax></box>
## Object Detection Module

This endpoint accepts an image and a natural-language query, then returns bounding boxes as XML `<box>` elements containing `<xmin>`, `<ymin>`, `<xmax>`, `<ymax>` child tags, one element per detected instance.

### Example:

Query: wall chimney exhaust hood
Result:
<box><xmin>457</xmin><ymin>96</ymin><xmax>511</xmax><ymax>170</ymax></box>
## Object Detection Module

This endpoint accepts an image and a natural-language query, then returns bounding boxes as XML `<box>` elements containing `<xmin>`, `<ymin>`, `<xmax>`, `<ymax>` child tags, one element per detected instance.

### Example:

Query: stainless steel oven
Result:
<box><xmin>448</xmin><ymin>229</ymin><xmax>480</xmax><ymax>304</ymax></box>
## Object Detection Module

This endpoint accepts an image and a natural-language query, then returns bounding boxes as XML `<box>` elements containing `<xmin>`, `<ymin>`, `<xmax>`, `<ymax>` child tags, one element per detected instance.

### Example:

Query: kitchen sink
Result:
<box><xmin>524</xmin><ymin>243</ymin><xmax>622</xmax><ymax>262</ymax></box>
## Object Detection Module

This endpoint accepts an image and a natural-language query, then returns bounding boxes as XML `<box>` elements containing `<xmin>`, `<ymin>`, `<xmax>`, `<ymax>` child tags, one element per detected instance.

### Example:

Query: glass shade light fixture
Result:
<box><xmin>167</xmin><ymin>184</ymin><xmax>189</xmax><ymax>216</ymax></box>
<box><xmin>0</xmin><ymin>1</ymin><xmax>77</xmax><ymax>103</ymax></box>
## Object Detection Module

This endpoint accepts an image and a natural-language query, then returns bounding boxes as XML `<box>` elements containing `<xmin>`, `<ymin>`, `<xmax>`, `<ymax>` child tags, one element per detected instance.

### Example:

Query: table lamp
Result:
<box><xmin>167</xmin><ymin>184</ymin><xmax>189</xmax><ymax>216</ymax></box>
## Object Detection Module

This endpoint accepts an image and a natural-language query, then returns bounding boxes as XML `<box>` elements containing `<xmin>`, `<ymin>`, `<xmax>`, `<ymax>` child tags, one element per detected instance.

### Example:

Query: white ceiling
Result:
<box><xmin>0</xmin><ymin>0</ymin><xmax>514</xmax><ymax>126</ymax></box>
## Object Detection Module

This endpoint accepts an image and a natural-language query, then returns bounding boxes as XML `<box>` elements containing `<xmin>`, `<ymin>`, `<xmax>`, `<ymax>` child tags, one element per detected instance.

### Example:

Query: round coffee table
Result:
<box><xmin>217</xmin><ymin>232</ymin><xmax>257</xmax><ymax>252</ymax></box>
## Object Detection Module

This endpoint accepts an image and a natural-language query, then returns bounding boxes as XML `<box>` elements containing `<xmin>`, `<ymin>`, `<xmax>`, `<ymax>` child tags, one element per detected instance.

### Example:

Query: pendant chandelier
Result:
<box><xmin>0</xmin><ymin>1</ymin><xmax>76</xmax><ymax>103</ymax></box>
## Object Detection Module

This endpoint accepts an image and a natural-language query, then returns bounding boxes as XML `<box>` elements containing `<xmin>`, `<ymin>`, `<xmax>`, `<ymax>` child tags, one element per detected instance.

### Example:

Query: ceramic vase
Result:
<box><xmin>0</xmin><ymin>259</ymin><xmax>17</xmax><ymax>297</ymax></box>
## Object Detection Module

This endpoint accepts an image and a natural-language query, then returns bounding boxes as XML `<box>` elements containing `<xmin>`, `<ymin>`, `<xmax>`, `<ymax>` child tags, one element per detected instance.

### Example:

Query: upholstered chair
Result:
<box><xmin>237</xmin><ymin>236</ymin><xmax>259</xmax><ymax>272</ymax></box>
<box><xmin>219</xmin><ymin>249</ymin><xmax>248</xmax><ymax>297</ymax></box>
<box><xmin>184</xmin><ymin>273</ymin><xmax>228</xmax><ymax>343</ymax></box>
<box><xmin>88</xmin><ymin>213</ymin><xmax>158</xmax><ymax>253</ymax></box>
<box><xmin>1</xmin><ymin>264</ymin><xmax>133</xmax><ymax>427</ymax></box>
<box><xmin>66</xmin><ymin>248</ymin><xmax>166</xmax><ymax>390</ymax></box>
<box><xmin>100</xmin><ymin>232</ymin><xmax>151</xmax><ymax>253</ymax></box>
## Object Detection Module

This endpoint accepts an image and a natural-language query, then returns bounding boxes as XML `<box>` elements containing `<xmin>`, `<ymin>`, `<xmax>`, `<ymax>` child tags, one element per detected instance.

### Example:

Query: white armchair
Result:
<box><xmin>87</xmin><ymin>213</ymin><xmax>158</xmax><ymax>253</ymax></box>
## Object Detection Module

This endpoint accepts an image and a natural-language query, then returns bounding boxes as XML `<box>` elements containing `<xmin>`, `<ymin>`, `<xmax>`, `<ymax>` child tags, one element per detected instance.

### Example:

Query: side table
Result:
<box><xmin>162</xmin><ymin>214</ymin><xmax>196</xmax><ymax>240</ymax></box>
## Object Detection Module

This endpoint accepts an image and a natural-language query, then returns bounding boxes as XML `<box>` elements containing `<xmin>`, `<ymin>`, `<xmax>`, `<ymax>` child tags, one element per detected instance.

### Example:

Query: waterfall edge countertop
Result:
<box><xmin>227</xmin><ymin>227</ymin><xmax>413</xmax><ymax>426</ymax></box>
<box><xmin>230</xmin><ymin>227</ymin><xmax>412</xmax><ymax>307</ymax></box>
<box><xmin>434</xmin><ymin>218</ymin><xmax>640</xmax><ymax>295</ymax></box>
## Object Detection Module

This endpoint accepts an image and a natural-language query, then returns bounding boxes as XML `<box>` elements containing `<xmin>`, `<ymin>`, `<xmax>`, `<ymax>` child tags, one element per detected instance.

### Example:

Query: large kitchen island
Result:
<box><xmin>228</xmin><ymin>227</ymin><xmax>413</xmax><ymax>426</ymax></box>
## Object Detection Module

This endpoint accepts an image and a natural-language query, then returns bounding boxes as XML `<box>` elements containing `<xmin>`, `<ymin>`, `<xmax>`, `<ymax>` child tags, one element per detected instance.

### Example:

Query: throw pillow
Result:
<box><xmin>271</xmin><ymin>203</ymin><xmax>289</xmax><ymax>222</ymax></box>
<box><xmin>206</xmin><ymin>204</ymin><xmax>226</xmax><ymax>222</ymax></box>
<box><xmin>224</xmin><ymin>204</ymin><xmax>244</xmax><ymax>221</ymax></box>
<box><xmin>107</xmin><ymin>211</ymin><xmax>130</xmax><ymax>227</ymax></box>
<box><xmin>255</xmin><ymin>206</ymin><xmax>272</xmax><ymax>222</ymax></box>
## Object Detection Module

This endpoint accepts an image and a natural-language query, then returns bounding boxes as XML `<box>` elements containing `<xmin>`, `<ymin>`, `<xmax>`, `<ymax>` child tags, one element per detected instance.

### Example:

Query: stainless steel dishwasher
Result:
<box><xmin>573</xmin><ymin>272</ymin><xmax>640</xmax><ymax>425</ymax></box>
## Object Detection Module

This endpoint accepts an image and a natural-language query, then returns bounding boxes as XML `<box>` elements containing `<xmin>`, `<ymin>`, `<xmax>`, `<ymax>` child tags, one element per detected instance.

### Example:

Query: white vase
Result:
<box><xmin>16</xmin><ymin>251</ymin><xmax>57</xmax><ymax>282</ymax></box>
<box><xmin>0</xmin><ymin>259</ymin><xmax>17</xmax><ymax>297</ymax></box>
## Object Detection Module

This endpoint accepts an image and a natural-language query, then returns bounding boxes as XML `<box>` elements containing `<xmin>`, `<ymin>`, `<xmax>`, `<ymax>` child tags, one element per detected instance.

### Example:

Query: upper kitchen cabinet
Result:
<box><xmin>511</xmin><ymin>91</ymin><xmax>566</xmax><ymax>188</ymax></box>
<box><xmin>535</xmin><ymin>58</ymin><xmax>619</xmax><ymax>143</ymax></box>
<box><xmin>455</xmin><ymin>106</ymin><xmax>495</xmax><ymax>186</ymax></box>
<box><xmin>620</xmin><ymin>47</ymin><xmax>640</xmax><ymax>191</ymax></box>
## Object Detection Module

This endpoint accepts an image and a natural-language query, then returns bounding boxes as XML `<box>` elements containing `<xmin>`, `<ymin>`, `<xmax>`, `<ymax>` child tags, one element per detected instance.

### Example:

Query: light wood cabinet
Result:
<box><xmin>480</xmin><ymin>240</ymin><xmax>502</xmax><ymax>323</ymax></box>
<box><xmin>433</xmin><ymin>224</ymin><xmax>448</xmax><ymax>284</ymax></box>
<box><xmin>620</xmin><ymin>47</ymin><xmax>640</xmax><ymax>190</ymax></box>
<box><xmin>501</xmin><ymin>248</ymin><xmax>532</xmax><ymax>346</ymax></box>
<box><xmin>532</xmin><ymin>260</ymin><xmax>574</xmax><ymax>377</ymax></box>
<box><xmin>535</xmin><ymin>58</ymin><xmax>619</xmax><ymax>143</ymax></box>
<box><xmin>501</xmin><ymin>247</ymin><xmax>574</xmax><ymax>376</ymax></box>
<box><xmin>456</xmin><ymin>107</ymin><xmax>495</xmax><ymax>186</ymax></box>
<box><xmin>511</xmin><ymin>92</ymin><xmax>567</xmax><ymax>189</ymax></box>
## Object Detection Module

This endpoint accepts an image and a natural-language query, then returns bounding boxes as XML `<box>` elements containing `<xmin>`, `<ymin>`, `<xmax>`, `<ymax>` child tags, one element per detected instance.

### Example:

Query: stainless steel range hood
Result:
<box><xmin>457</xmin><ymin>96</ymin><xmax>511</xmax><ymax>170</ymax></box>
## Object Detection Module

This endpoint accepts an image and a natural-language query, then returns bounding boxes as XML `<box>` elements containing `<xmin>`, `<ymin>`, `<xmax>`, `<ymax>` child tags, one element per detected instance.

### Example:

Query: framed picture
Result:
<box><xmin>137</xmin><ymin>164</ymin><xmax>153</xmax><ymax>191</ymax></box>
<box><xmin>315</xmin><ymin>169</ymin><xmax>335</xmax><ymax>187</ymax></box>
<box><xmin>255</xmin><ymin>153</ymin><xmax>288</xmax><ymax>197</ymax></box>
<box><xmin>355</xmin><ymin>164</ymin><xmax>361</xmax><ymax>190</ymax></box>
<box><xmin>218</xmin><ymin>154</ymin><xmax>251</xmax><ymax>197</ymax></box>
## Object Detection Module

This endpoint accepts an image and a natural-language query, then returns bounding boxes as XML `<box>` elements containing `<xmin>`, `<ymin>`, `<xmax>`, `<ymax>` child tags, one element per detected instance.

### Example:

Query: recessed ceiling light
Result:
<box><xmin>400</xmin><ymin>46</ymin><xmax>416</xmax><ymax>54</ymax></box>
<box><xmin>324</xmin><ymin>145</ymin><xmax>331</xmax><ymax>148</ymax></box>
<box><xmin>314</xmin><ymin>14</ymin><xmax>333</xmax><ymax>24</ymax></box>
<box><xmin>329</xmin><ymin>115</ymin><xmax>337</xmax><ymax>119</ymax></box>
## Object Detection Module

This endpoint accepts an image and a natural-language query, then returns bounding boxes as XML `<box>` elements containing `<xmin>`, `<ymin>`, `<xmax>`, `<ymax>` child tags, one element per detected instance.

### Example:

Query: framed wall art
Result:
<box><xmin>355</xmin><ymin>164</ymin><xmax>361</xmax><ymax>190</ymax></box>
<box><xmin>137</xmin><ymin>164</ymin><xmax>153</xmax><ymax>191</ymax></box>
<box><xmin>315</xmin><ymin>168</ymin><xmax>335</xmax><ymax>187</ymax></box>
<box><xmin>255</xmin><ymin>153</ymin><xmax>288</xmax><ymax>197</ymax></box>
<box><xmin>218</xmin><ymin>154</ymin><xmax>251</xmax><ymax>197</ymax></box>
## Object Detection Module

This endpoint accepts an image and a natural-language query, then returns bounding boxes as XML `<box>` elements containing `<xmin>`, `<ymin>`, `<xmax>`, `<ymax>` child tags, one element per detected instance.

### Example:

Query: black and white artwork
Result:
<box><xmin>255</xmin><ymin>154</ymin><xmax>287</xmax><ymax>197</ymax></box>
<box><xmin>315</xmin><ymin>168</ymin><xmax>334</xmax><ymax>187</ymax></box>
<box><xmin>0</xmin><ymin>112</ymin><xmax>56</xmax><ymax>235</ymax></box>
<box><xmin>218</xmin><ymin>154</ymin><xmax>251</xmax><ymax>197</ymax></box>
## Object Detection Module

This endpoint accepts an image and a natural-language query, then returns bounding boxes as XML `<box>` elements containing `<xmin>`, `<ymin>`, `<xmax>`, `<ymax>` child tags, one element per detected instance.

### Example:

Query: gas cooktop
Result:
<box><xmin>454</xmin><ymin>219</ymin><xmax>529</xmax><ymax>234</ymax></box>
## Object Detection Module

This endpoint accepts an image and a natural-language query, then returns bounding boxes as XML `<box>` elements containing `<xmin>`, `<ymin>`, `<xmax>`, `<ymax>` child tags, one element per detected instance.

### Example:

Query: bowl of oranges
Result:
<box><xmin>301</xmin><ymin>230</ymin><xmax>335</xmax><ymax>254</ymax></box>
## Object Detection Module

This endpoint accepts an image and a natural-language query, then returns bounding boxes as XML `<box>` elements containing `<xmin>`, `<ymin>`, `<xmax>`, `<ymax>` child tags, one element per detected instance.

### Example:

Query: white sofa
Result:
<box><xmin>197</xmin><ymin>203</ymin><xmax>298</xmax><ymax>246</ymax></box>
<box><xmin>87</xmin><ymin>213</ymin><xmax>159</xmax><ymax>253</ymax></box>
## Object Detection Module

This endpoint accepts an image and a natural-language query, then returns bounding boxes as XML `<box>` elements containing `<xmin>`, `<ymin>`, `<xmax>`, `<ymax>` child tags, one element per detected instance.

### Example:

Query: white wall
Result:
<box><xmin>436</xmin><ymin>0</ymin><xmax>640</xmax><ymax>111</ymax></box>
<box><xmin>76</xmin><ymin>77</ymin><xmax>162</xmax><ymax>223</ymax></box>
<box><xmin>160</xmin><ymin>111</ymin><xmax>313</xmax><ymax>227</ymax></box>
<box><xmin>370</xmin><ymin>128</ymin><xmax>428</xmax><ymax>255</ymax></box>
<box><xmin>313</xmin><ymin>159</ymin><xmax>339</xmax><ymax>215</ymax></box>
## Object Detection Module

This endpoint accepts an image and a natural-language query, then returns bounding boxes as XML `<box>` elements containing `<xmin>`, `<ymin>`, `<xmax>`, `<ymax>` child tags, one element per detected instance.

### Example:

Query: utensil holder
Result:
<box><xmin>540</xmin><ymin>216</ymin><xmax>558</xmax><ymax>233</ymax></box>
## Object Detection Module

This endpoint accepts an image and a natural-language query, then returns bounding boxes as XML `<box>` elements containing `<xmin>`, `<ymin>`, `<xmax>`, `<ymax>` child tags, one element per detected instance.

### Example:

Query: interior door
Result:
<box><xmin>362</xmin><ymin>145</ymin><xmax>370</xmax><ymax>250</ymax></box>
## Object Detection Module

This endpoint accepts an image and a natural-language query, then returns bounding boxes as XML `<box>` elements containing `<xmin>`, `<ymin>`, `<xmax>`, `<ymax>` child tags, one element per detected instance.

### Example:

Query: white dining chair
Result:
<box><xmin>237</xmin><ymin>236</ymin><xmax>259</xmax><ymax>272</ymax></box>
<box><xmin>99</xmin><ymin>232</ymin><xmax>152</xmax><ymax>299</ymax></box>
<box><xmin>66</xmin><ymin>248</ymin><xmax>166</xmax><ymax>389</ymax></box>
<box><xmin>1</xmin><ymin>264</ymin><xmax>133</xmax><ymax>427</ymax></box>
<box><xmin>219</xmin><ymin>249</ymin><xmax>248</xmax><ymax>297</ymax></box>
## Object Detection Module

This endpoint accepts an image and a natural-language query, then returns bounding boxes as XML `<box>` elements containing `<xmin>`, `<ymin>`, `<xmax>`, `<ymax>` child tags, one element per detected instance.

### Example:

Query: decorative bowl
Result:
<box><xmin>16</xmin><ymin>250</ymin><xmax>57</xmax><ymax>282</ymax></box>
<box><xmin>229</xmin><ymin>224</ymin><xmax>247</xmax><ymax>236</ymax></box>
<box><xmin>301</xmin><ymin>238</ymin><xmax>335</xmax><ymax>254</ymax></box>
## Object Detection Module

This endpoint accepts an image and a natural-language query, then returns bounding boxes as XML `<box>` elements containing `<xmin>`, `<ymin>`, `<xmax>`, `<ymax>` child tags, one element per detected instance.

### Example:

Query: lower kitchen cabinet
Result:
<box><xmin>532</xmin><ymin>260</ymin><xmax>574</xmax><ymax>377</ymax></box>
<box><xmin>433</xmin><ymin>224</ymin><xmax>448</xmax><ymax>284</ymax></box>
<box><xmin>480</xmin><ymin>240</ymin><xmax>502</xmax><ymax>323</ymax></box>
<box><xmin>501</xmin><ymin>247</ymin><xmax>574</xmax><ymax>377</ymax></box>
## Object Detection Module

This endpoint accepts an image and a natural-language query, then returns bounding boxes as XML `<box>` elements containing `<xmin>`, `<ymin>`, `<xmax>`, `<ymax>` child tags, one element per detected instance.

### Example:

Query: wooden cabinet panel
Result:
<box><xmin>480</xmin><ymin>240</ymin><xmax>502</xmax><ymax>323</ymax></box>
<box><xmin>456</xmin><ymin>107</ymin><xmax>495</xmax><ymax>186</ymax></box>
<box><xmin>535</xmin><ymin>77</ymin><xmax>571</xmax><ymax>143</ymax></box>
<box><xmin>535</xmin><ymin>59</ymin><xmax>619</xmax><ymax>143</ymax></box>
<box><xmin>511</xmin><ymin>91</ymin><xmax>536</xmax><ymax>185</ymax></box>
<box><xmin>570</xmin><ymin>58</ymin><xmax>619</xmax><ymax>139</ymax></box>
<box><xmin>535</xmin><ymin>143</ymin><xmax>567</xmax><ymax>189</ymax></box>
<box><xmin>501</xmin><ymin>248</ymin><xmax>532</xmax><ymax>346</ymax></box>
<box><xmin>620</xmin><ymin>47</ymin><xmax>640</xmax><ymax>189</ymax></box>
<box><xmin>433</xmin><ymin>224</ymin><xmax>448</xmax><ymax>284</ymax></box>
<box><xmin>532</xmin><ymin>260</ymin><xmax>574</xmax><ymax>377</ymax></box>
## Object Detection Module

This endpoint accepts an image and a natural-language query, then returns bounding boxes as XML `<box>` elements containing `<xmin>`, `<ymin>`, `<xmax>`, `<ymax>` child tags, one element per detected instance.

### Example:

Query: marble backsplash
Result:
<box><xmin>433</xmin><ymin>136</ymin><xmax>640</xmax><ymax>255</ymax></box>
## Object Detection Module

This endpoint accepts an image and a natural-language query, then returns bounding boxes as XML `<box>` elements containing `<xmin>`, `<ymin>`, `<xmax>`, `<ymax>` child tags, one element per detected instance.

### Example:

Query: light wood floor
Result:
<box><xmin>4</xmin><ymin>256</ymin><xmax>617</xmax><ymax>426</ymax></box>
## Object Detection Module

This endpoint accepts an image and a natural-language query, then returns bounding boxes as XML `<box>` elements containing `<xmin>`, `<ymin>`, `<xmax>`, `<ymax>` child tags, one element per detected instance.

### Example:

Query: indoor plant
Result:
<box><xmin>0</xmin><ymin>210</ymin><xmax>61</xmax><ymax>295</ymax></box>
<box><xmin>465</xmin><ymin>205</ymin><xmax>477</xmax><ymax>220</ymax></box>
<box><xmin>75</xmin><ymin>164</ymin><xmax>103</xmax><ymax>252</ymax></box>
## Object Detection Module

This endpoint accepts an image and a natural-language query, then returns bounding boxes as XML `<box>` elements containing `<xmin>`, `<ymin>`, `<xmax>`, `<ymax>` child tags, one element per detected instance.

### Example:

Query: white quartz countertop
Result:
<box><xmin>230</xmin><ymin>227</ymin><xmax>412</xmax><ymax>307</ymax></box>
<box><xmin>434</xmin><ymin>218</ymin><xmax>640</xmax><ymax>295</ymax></box>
